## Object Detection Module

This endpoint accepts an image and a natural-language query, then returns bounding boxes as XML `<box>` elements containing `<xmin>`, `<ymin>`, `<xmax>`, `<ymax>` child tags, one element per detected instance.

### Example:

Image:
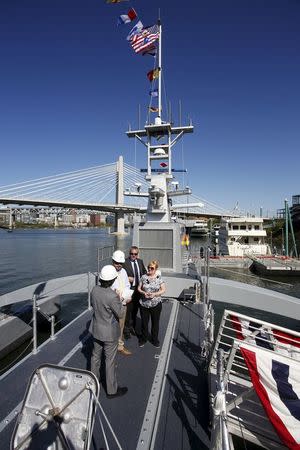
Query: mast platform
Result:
<box><xmin>126</xmin><ymin>123</ymin><xmax>194</xmax><ymax>138</ymax></box>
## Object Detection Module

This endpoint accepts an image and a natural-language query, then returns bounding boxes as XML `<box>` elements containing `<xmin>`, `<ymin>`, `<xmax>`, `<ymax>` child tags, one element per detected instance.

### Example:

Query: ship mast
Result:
<box><xmin>158</xmin><ymin>18</ymin><xmax>162</xmax><ymax>123</ymax></box>
<box><xmin>126</xmin><ymin>20</ymin><xmax>194</xmax><ymax>223</ymax></box>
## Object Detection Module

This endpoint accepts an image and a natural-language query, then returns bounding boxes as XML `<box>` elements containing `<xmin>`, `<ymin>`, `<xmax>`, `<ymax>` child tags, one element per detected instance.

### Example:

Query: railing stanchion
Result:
<box><xmin>32</xmin><ymin>294</ymin><xmax>38</xmax><ymax>354</ymax></box>
<box><xmin>50</xmin><ymin>315</ymin><xmax>55</xmax><ymax>340</ymax></box>
<box><xmin>88</xmin><ymin>272</ymin><xmax>92</xmax><ymax>310</ymax></box>
<box><xmin>206</xmin><ymin>247</ymin><xmax>210</xmax><ymax>307</ymax></box>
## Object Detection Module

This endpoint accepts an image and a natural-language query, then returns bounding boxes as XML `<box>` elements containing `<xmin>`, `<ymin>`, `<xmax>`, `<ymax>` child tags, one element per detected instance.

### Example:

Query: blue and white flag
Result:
<box><xmin>126</xmin><ymin>20</ymin><xmax>143</xmax><ymax>41</ymax></box>
<box><xmin>241</xmin><ymin>342</ymin><xmax>300</xmax><ymax>449</ymax></box>
<box><xmin>149</xmin><ymin>89</ymin><xmax>158</xmax><ymax>97</ymax></box>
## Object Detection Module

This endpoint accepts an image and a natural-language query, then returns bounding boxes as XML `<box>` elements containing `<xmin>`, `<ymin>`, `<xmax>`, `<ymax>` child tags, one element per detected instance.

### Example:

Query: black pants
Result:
<box><xmin>140</xmin><ymin>302</ymin><xmax>162</xmax><ymax>345</ymax></box>
<box><xmin>125</xmin><ymin>288</ymin><xmax>141</xmax><ymax>331</ymax></box>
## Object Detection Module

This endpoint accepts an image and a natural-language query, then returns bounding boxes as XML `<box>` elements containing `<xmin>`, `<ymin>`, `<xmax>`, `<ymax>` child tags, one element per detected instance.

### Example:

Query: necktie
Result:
<box><xmin>133</xmin><ymin>260</ymin><xmax>139</xmax><ymax>287</ymax></box>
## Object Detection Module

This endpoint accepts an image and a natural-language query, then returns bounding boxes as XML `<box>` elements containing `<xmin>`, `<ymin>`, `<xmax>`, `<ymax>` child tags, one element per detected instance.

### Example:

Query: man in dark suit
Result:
<box><xmin>123</xmin><ymin>246</ymin><xmax>146</xmax><ymax>336</ymax></box>
<box><xmin>90</xmin><ymin>265</ymin><xmax>128</xmax><ymax>398</ymax></box>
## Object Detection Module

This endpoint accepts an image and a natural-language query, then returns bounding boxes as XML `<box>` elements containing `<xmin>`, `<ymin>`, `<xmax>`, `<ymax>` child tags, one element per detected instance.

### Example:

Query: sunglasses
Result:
<box><xmin>148</xmin><ymin>267</ymin><xmax>155</xmax><ymax>270</ymax></box>
<box><xmin>130</xmin><ymin>253</ymin><xmax>138</xmax><ymax>255</ymax></box>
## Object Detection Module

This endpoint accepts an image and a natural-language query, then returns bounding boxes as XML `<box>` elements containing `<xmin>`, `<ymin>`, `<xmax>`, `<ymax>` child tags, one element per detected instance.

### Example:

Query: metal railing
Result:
<box><xmin>210</xmin><ymin>310</ymin><xmax>300</xmax><ymax>374</ymax></box>
<box><xmin>31</xmin><ymin>272</ymin><xmax>93</xmax><ymax>355</ymax></box>
<box><xmin>96</xmin><ymin>245</ymin><xmax>132</xmax><ymax>278</ymax></box>
<box><xmin>30</xmin><ymin>245</ymin><xmax>127</xmax><ymax>355</ymax></box>
<box><xmin>32</xmin><ymin>300</ymin><xmax>60</xmax><ymax>354</ymax></box>
<box><xmin>97</xmin><ymin>245</ymin><xmax>115</xmax><ymax>275</ymax></box>
<box><xmin>186</xmin><ymin>247</ymin><xmax>215</xmax><ymax>358</ymax></box>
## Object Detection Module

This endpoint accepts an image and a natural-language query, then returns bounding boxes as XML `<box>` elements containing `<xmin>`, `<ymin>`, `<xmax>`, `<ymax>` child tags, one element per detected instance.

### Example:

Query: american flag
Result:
<box><xmin>131</xmin><ymin>24</ymin><xmax>159</xmax><ymax>54</ymax></box>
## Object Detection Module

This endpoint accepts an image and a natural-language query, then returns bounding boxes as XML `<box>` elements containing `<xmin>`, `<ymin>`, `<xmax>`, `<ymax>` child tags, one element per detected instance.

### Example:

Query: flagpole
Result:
<box><xmin>158</xmin><ymin>18</ymin><xmax>162</xmax><ymax>121</ymax></box>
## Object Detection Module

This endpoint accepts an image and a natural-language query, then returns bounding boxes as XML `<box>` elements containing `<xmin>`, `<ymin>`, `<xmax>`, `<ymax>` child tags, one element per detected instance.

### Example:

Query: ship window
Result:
<box><xmin>254</xmin><ymin>237</ymin><xmax>259</xmax><ymax>242</ymax></box>
<box><xmin>248</xmin><ymin>225</ymin><xmax>252</xmax><ymax>230</ymax></box>
<box><xmin>240</xmin><ymin>225</ymin><xmax>246</xmax><ymax>230</ymax></box>
<box><xmin>254</xmin><ymin>225</ymin><xmax>260</xmax><ymax>230</ymax></box>
<box><xmin>232</xmin><ymin>225</ymin><xmax>239</xmax><ymax>230</ymax></box>
<box><xmin>244</xmin><ymin>237</ymin><xmax>249</xmax><ymax>244</ymax></box>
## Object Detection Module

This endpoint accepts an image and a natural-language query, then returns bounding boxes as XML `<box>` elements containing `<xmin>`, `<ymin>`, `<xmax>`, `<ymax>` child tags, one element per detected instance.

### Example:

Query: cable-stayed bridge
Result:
<box><xmin>0</xmin><ymin>157</ymin><xmax>232</xmax><ymax>232</ymax></box>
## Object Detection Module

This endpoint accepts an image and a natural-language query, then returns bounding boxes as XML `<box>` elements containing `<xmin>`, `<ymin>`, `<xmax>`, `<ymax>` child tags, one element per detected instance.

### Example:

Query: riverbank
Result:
<box><xmin>12</xmin><ymin>222</ymin><xmax>109</xmax><ymax>229</ymax></box>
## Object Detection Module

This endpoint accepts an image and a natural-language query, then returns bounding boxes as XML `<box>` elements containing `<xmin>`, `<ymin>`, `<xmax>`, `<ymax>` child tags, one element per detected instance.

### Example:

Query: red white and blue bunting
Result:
<box><xmin>241</xmin><ymin>342</ymin><xmax>300</xmax><ymax>449</ymax></box>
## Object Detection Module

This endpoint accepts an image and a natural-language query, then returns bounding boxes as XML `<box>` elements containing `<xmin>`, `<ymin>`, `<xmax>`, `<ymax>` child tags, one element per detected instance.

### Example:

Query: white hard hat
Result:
<box><xmin>112</xmin><ymin>250</ymin><xmax>125</xmax><ymax>263</ymax></box>
<box><xmin>99</xmin><ymin>265</ymin><xmax>118</xmax><ymax>281</ymax></box>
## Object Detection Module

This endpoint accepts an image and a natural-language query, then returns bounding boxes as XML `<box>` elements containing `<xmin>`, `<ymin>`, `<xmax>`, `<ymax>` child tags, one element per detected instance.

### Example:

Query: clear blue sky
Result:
<box><xmin>1</xmin><ymin>0</ymin><xmax>299</xmax><ymax>216</ymax></box>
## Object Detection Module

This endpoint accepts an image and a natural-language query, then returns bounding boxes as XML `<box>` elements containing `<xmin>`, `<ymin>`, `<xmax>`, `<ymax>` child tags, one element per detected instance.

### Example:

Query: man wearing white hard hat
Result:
<box><xmin>90</xmin><ymin>265</ymin><xmax>128</xmax><ymax>398</ymax></box>
<box><xmin>111</xmin><ymin>250</ymin><xmax>133</xmax><ymax>356</ymax></box>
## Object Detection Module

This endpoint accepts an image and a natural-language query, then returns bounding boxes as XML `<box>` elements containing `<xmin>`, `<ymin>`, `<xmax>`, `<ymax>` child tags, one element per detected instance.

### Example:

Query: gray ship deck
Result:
<box><xmin>0</xmin><ymin>298</ymin><xmax>208</xmax><ymax>450</ymax></box>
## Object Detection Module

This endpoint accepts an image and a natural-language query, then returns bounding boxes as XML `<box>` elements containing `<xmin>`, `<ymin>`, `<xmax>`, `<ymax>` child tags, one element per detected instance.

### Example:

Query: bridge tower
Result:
<box><xmin>9</xmin><ymin>208</ymin><xmax>15</xmax><ymax>231</ymax></box>
<box><xmin>114</xmin><ymin>156</ymin><xmax>125</xmax><ymax>235</ymax></box>
<box><xmin>54</xmin><ymin>214</ymin><xmax>59</xmax><ymax>228</ymax></box>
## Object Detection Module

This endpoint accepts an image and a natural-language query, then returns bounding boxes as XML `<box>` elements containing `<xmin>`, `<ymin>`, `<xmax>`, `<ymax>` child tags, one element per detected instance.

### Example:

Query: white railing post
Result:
<box><xmin>97</xmin><ymin>248</ymin><xmax>100</xmax><ymax>275</ymax></box>
<box><xmin>115</xmin><ymin>156</ymin><xmax>125</xmax><ymax>234</ymax></box>
<box><xmin>32</xmin><ymin>294</ymin><xmax>38</xmax><ymax>354</ymax></box>
<box><xmin>88</xmin><ymin>272</ymin><xmax>92</xmax><ymax>310</ymax></box>
<box><xmin>50</xmin><ymin>315</ymin><xmax>55</xmax><ymax>340</ymax></box>
<box><xmin>206</xmin><ymin>247</ymin><xmax>210</xmax><ymax>307</ymax></box>
<box><xmin>211</xmin><ymin>349</ymin><xmax>230</xmax><ymax>450</ymax></box>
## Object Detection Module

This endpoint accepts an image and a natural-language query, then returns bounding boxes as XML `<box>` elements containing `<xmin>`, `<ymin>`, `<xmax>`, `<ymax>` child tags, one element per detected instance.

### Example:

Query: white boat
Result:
<box><xmin>218</xmin><ymin>216</ymin><xmax>270</xmax><ymax>256</ymax></box>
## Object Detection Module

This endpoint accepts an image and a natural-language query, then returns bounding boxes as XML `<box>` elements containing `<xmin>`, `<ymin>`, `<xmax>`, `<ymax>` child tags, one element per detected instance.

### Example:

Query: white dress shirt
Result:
<box><xmin>111</xmin><ymin>268</ymin><xmax>132</xmax><ymax>303</ymax></box>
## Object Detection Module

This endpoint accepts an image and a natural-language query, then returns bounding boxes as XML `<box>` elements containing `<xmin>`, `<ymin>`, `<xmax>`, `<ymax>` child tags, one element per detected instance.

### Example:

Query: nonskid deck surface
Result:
<box><xmin>154</xmin><ymin>302</ymin><xmax>210</xmax><ymax>450</ymax></box>
<box><xmin>1</xmin><ymin>299</ymin><xmax>204</xmax><ymax>449</ymax></box>
<box><xmin>66</xmin><ymin>300</ymin><xmax>175</xmax><ymax>450</ymax></box>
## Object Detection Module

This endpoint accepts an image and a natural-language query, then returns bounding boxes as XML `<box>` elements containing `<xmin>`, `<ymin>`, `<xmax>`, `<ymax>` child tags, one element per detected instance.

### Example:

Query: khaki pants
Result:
<box><xmin>118</xmin><ymin>306</ymin><xmax>127</xmax><ymax>350</ymax></box>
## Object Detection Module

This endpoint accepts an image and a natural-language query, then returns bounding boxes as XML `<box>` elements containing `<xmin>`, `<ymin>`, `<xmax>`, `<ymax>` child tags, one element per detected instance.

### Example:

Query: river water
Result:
<box><xmin>1</xmin><ymin>228</ymin><xmax>300</xmax><ymax>298</ymax></box>
<box><xmin>0</xmin><ymin>228</ymin><xmax>132</xmax><ymax>295</ymax></box>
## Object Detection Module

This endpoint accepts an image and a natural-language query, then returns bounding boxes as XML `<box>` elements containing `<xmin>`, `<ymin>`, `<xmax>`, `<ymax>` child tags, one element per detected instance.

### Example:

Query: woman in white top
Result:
<box><xmin>137</xmin><ymin>260</ymin><xmax>165</xmax><ymax>348</ymax></box>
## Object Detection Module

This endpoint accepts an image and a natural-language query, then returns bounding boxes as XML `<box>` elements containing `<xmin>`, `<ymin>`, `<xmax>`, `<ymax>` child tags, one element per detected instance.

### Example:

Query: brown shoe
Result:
<box><xmin>118</xmin><ymin>347</ymin><xmax>132</xmax><ymax>356</ymax></box>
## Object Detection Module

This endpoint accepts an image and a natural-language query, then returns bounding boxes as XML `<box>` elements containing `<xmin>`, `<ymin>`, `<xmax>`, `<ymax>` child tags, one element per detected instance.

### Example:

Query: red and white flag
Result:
<box><xmin>118</xmin><ymin>8</ymin><xmax>137</xmax><ymax>26</ymax></box>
